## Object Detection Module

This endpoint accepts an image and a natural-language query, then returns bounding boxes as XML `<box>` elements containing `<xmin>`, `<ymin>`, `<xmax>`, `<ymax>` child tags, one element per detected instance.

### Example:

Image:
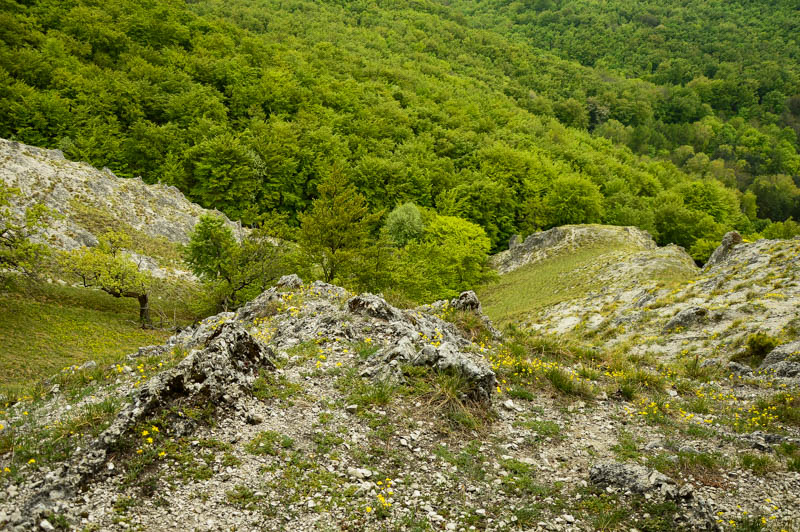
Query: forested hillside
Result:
<box><xmin>2</xmin><ymin>0</ymin><xmax>799</xmax><ymax>260</ymax></box>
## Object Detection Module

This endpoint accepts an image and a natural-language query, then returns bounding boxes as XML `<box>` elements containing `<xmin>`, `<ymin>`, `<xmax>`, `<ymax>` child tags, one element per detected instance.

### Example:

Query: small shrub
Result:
<box><xmin>617</xmin><ymin>381</ymin><xmax>637</xmax><ymax>401</ymax></box>
<box><xmin>354</xmin><ymin>340</ymin><xmax>379</xmax><ymax>360</ymax></box>
<box><xmin>739</xmin><ymin>453</ymin><xmax>776</xmax><ymax>475</ymax></box>
<box><xmin>731</xmin><ymin>332</ymin><xmax>779</xmax><ymax>367</ymax></box>
<box><xmin>225</xmin><ymin>485</ymin><xmax>263</xmax><ymax>509</ymax></box>
<box><xmin>245</xmin><ymin>430</ymin><xmax>293</xmax><ymax>456</ymax></box>
<box><xmin>507</xmin><ymin>386</ymin><xmax>536</xmax><ymax>401</ymax></box>
<box><xmin>621</xmin><ymin>368</ymin><xmax>665</xmax><ymax>393</ymax></box>
<box><xmin>545</xmin><ymin>367</ymin><xmax>594</xmax><ymax>398</ymax></box>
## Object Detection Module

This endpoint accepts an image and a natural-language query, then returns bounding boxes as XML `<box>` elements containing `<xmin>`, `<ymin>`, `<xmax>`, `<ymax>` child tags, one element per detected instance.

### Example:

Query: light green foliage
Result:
<box><xmin>245</xmin><ymin>430</ymin><xmax>294</xmax><ymax>456</ymax></box>
<box><xmin>393</xmin><ymin>213</ymin><xmax>493</xmax><ymax>301</ymax></box>
<box><xmin>653</xmin><ymin>192</ymin><xmax>724</xmax><ymax>253</ymax></box>
<box><xmin>62</xmin><ymin>232</ymin><xmax>153</xmax><ymax>324</ymax></box>
<box><xmin>761</xmin><ymin>218</ymin><xmax>800</xmax><ymax>239</ymax></box>
<box><xmin>297</xmin><ymin>169</ymin><xmax>381</xmax><ymax>284</ymax></box>
<box><xmin>729</xmin><ymin>332</ymin><xmax>780</xmax><ymax>367</ymax></box>
<box><xmin>384</xmin><ymin>203</ymin><xmax>424</xmax><ymax>247</ymax></box>
<box><xmin>185</xmin><ymin>214</ymin><xmax>290</xmax><ymax>310</ymax></box>
<box><xmin>688</xmin><ymin>238</ymin><xmax>721</xmax><ymax>263</ymax></box>
<box><xmin>0</xmin><ymin>182</ymin><xmax>53</xmax><ymax>278</ymax></box>
<box><xmin>543</xmin><ymin>176</ymin><xmax>604</xmax><ymax>226</ymax></box>
<box><xmin>2</xmin><ymin>0</ymin><xmax>799</xmax><ymax>260</ymax></box>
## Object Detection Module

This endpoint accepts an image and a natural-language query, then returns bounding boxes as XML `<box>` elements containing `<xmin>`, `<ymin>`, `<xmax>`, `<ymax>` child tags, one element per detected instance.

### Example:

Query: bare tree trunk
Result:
<box><xmin>138</xmin><ymin>293</ymin><xmax>151</xmax><ymax>327</ymax></box>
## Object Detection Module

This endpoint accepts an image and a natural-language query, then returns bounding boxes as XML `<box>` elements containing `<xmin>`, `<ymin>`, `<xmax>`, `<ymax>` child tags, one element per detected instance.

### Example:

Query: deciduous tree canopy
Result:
<box><xmin>1</xmin><ymin>0</ymin><xmax>799</xmax><ymax>262</ymax></box>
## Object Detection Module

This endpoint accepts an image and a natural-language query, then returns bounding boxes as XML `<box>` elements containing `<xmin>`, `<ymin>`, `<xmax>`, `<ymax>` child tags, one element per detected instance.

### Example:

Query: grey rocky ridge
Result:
<box><xmin>1</xmin><ymin>279</ymin><xmax>503</xmax><ymax>530</ymax></box>
<box><xmin>0</xmin><ymin>138</ymin><xmax>244</xmax><ymax>276</ymax></box>
<box><xmin>3</xmin><ymin>267</ymin><xmax>798</xmax><ymax>530</ymax></box>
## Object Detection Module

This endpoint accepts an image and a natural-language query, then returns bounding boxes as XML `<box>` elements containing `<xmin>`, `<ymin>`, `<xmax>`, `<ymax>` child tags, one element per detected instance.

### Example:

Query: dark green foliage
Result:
<box><xmin>1</xmin><ymin>0</ymin><xmax>799</xmax><ymax>263</ymax></box>
<box><xmin>297</xmin><ymin>168</ymin><xmax>381</xmax><ymax>284</ymax></box>
<box><xmin>185</xmin><ymin>214</ymin><xmax>290</xmax><ymax>310</ymax></box>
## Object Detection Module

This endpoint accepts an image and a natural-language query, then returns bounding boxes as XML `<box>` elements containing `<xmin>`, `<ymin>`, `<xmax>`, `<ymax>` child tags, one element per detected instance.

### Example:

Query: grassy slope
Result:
<box><xmin>0</xmin><ymin>283</ymin><xmax>170</xmax><ymax>395</ymax></box>
<box><xmin>479</xmin><ymin>243</ymin><xmax>629</xmax><ymax>326</ymax></box>
<box><xmin>479</xmin><ymin>237</ymin><xmax>695</xmax><ymax>327</ymax></box>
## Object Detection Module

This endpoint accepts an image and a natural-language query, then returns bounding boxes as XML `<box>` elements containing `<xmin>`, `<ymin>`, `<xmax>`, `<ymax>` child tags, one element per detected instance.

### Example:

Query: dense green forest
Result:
<box><xmin>1</xmin><ymin>0</ymin><xmax>799</xmax><ymax>262</ymax></box>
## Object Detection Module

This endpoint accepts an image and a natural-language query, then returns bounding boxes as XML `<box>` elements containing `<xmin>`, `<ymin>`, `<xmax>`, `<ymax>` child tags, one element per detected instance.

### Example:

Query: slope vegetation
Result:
<box><xmin>2</xmin><ymin>0</ymin><xmax>798</xmax><ymax>255</ymax></box>
<box><xmin>480</xmin><ymin>225</ymin><xmax>698</xmax><ymax>326</ymax></box>
<box><xmin>481</xmin><ymin>225</ymin><xmax>800</xmax><ymax>367</ymax></box>
<box><xmin>2</xmin><ymin>278</ymin><xmax>799</xmax><ymax>531</ymax></box>
<box><xmin>0</xmin><ymin>282</ymin><xmax>169</xmax><ymax>396</ymax></box>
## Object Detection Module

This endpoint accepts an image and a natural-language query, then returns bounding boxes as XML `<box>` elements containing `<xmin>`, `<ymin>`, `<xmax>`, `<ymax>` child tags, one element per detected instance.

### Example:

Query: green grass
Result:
<box><xmin>433</xmin><ymin>440</ymin><xmax>487</xmax><ymax>482</ymax></box>
<box><xmin>478</xmin><ymin>228</ymin><xmax>695</xmax><ymax>325</ymax></box>
<box><xmin>611</xmin><ymin>430</ymin><xmax>641</xmax><ymax>461</ymax></box>
<box><xmin>252</xmin><ymin>371</ymin><xmax>305</xmax><ymax>402</ymax></box>
<box><xmin>225</xmin><ymin>485</ymin><xmax>264</xmax><ymax>510</ymax></box>
<box><xmin>0</xmin><ymin>283</ymin><xmax>171</xmax><ymax>394</ymax></box>
<box><xmin>246</xmin><ymin>430</ymin><xmax>294</xmax><ymax>456</ymax></box>
<box><xmin>480</xmin><ymin>242</ymin><xmax>628</xmax><ymax>324</ymax></box>
<box><xmin>739</xmin><ymin>453</ymin><xmax>777</xmax><ymax>475</ymax></box>
<box><xmin>544</xmin><ymin>367</ymin><xmax>595</xmax><ymax>398</ymax></box>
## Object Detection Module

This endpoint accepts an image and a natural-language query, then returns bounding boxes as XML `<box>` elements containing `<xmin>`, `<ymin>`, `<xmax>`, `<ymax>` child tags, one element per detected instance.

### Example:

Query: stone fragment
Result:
<box><xmin>664</xmin><ymin>307</ymin><xmax>708</xmax><ymax>332</ymax></box>
<box><xmin>704</xmin><ymin>231</ymin><xmax>743</xmax><ymax>270</ymax></box>
<box><xmin>450</xmin><ymin>291</ymin><xmax>482</xmax><ymax>313</ymax></box>
<box><xmin>276</xmin><ymin>274</ymin><xmax>303</xmax><ymax>289</ymax></box>
<box><xmin>760</xmin><ymin>340</ymin><xmax>800</xmax><ymax>369</ymax></box>
<box><xmin>347</xmin><ymin>293</ymin><xmax>403</xmax><ymax>321</ymax></box>
<box><xmin>590</xmin><ymin>462</ymin><xmax>718</xmax><ymax>530</ymax></box>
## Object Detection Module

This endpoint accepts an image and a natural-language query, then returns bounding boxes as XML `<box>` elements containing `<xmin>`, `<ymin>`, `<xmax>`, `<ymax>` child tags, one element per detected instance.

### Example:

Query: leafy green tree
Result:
<box><xmin>182</xmin><ymin>133</ymin><xmax>260</xmax><ymax>224</ymax></box>
<box><xmin>384</xmin><ymin>202</ymin><xmax>424</xmax><ymax>246</ymax></box>
<box><xmin>554</xmin><ymin>98</ymin><xmax>589</xmax><ymax>129</ymax></box>
<box><xmin>184</xmin><ymin>214</ymin><xmax>289</xmax><ymax>310</ymax></box>
<box><xmin>62</xmin><ymin>232</ymin><xmax>153</xmax><ymax>326</ymax></box>
<box><xmin>543</xmin><ymin>175</ymin><xmax>605</xmax><ymax>226</ymax></box>
<box><xmin>761</xmin><ymin>218</ymin><xmax>800</xmax><ymax>240</ymax></box>
<box><xmin>652</xmin><ymin>192</ymin><xmax>723</xmax><ymax>253</ymax></box>
<box><xmin>297</xmin><ymin>168</ymin><xmax>381</xmax><ymax>284</ymax></box>
<box><xmin>398</xmin><ymin>214</ymin><xmax>493</xmax><ymax>301</ymax></box>
<box><xmin>748</xmin><ymin>174</ymin><xmax>800</xmax><ymax>221</ymax></box>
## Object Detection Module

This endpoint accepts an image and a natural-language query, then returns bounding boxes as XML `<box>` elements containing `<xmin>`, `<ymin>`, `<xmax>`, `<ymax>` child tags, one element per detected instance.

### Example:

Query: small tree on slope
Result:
<box><xmin>298</xmin><ymin>167</ymin><xmax>382</xmax><ymax>284</ymax></box>
<box><xmin>62</xmin><ymin>232</ymin><xmax>153</xmax><ymax>326</ymax></box>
